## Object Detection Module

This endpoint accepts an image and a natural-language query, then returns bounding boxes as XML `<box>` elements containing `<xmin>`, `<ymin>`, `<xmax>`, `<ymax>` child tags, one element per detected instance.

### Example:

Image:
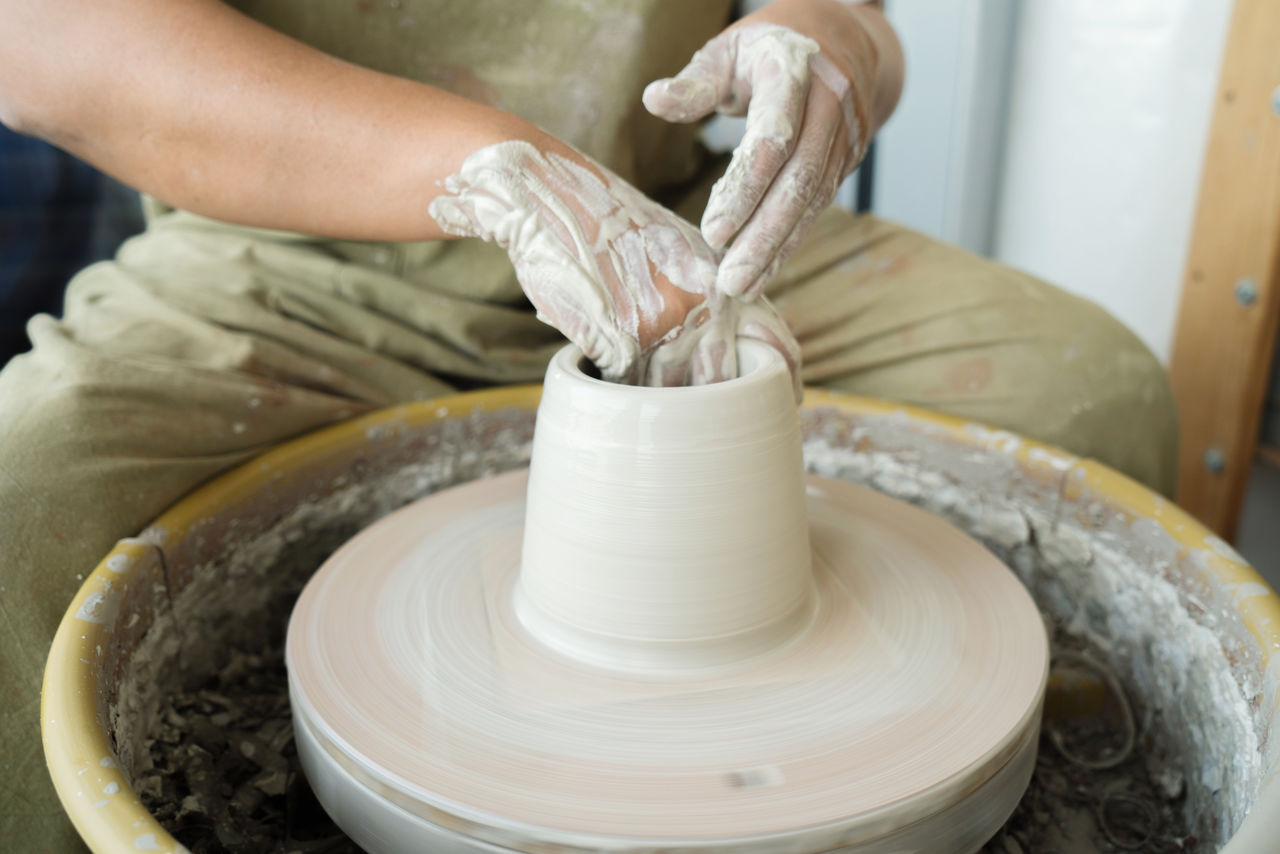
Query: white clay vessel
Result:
<box><xmin>517</xmin><ymin>343</ymin><xmax>814</xmax><ymax>672</ymax></box>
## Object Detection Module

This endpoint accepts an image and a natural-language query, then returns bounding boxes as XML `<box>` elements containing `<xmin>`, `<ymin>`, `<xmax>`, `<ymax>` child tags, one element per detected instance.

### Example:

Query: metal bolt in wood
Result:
<box><xmin>1235</xmin><ymin>277</ymin><xmax>1258</xmax><ymax>306</ymax></box>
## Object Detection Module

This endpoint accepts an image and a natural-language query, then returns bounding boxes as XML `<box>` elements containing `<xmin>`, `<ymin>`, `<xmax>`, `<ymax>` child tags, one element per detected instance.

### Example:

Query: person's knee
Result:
<box><xmin>800</xmin><ymin>249</ymin><xmax>1179</xmax><ymax>496</ymax></box>
<box><xmin>1004</xmin><ymin>292</ymin><xmax>1178</xmax><ymax>496</ymax></box>
<box><xmin>0</xmin><ymin>332</ymin><xmax>122</xmax><ymax>631</ymax></box>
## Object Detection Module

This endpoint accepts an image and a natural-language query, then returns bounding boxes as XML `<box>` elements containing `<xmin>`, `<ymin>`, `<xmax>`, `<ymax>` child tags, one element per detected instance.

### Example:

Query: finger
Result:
<box><xmin>736</xmin><ymin>299</ymin><xmax>803</xmax><ymax>402</ymax></box>
<box><xmin>641</xmin><ymin>302</ymin><xmax>714</xmax><ymax>387</ymax></box>
<box><xmin>700</xmin><ymin>55</ymin><xmax>811</xmax><ymax>250</ymax></box>
<box><xmin>732</xmin><ymin>192</ymin><xmax>823</xmax><ymax>303</ymax></box>
<box><xmin>642</xmin><ymin>32</ymin><xmax>736</xmax><ymax>123</ymax></box>
<box><xmin>715</xmin><ymin>85</ymin><xmax>840</xmax><ymax>297</ymax></box>
<box><xmin>688</xmin><ymin>331</ymin><xmax>736</xmax><ymax>386</ymax></box>
<box><xmin>733</xmin><ymin>128</ymin><xmax>846</xmax><ymax>301</ymax></box>
<box><xmin>516</xmin><ymin>248</ymin><xmax>643</xmax><ymax>382</ymax></box>
<box><xmin>687</xmin><ymin>298</ymin><xmax>738</xmax><ymax>386</ymax></box>
<box><xmin>642</xmin><ymin>77</ymin><xmax>719</xmax><ymax>124</ymax></box>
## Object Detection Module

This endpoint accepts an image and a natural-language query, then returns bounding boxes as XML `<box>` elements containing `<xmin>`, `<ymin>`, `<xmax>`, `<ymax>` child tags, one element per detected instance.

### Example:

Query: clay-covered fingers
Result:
<box><xmin>699</xmin><ymin>47</ymin><xmax>817</xmax><ymax>249</ymax></box>
<box><xmin>700</xmin><ymin>85</ymin><xmax>806</xmax><ymax>250</ymax></box>
<box><xmin>661</xmin><ymin>296</ymin><xmax>801</xmax><ymax>398</ymax></box>
<box><xmin>684</xmin><ymin>304</ymin><xmax>740</xmax><ymax>388</ymax></box>
<box><xmin>641</xmin><ymin>32</ymin><xmax>737</xmax><ymax>123</ymax></box>
<box><xmin>431</xmin><ymin>137</ymin><xmax>797</xmax><ymax>390</ymax></box>
<box><xmin>644</xmin><ymin>25</ymin><xmax>821</xmax><ymax>252</ymax></box>
<box><xmin>513</xmin><ymin>255</ymin><xmax>636</xmax><ymax>380</ymax></box>
<box><xmin>736</xmin><ymin>299</ymin><xmax>803</xmax><ymax>402</ymax></box>
<box><xmin>640</xmin><ymin>289</ymin><xmax>801</xmax><ymax>396</ymax></box>
<box><xmin>734</xmin><ymin>170</ymin><xmax>836</xmax><ymax>303</ymax></box>
<box><xmin>743</xmin><ymin>112</ymin><xmax>849</xmax><ymax>301</ymax></box>
<box><xmin>647</xmin><ymin>24</ymin><xmax>855</xmax><ymax>301</ymax></box>
<box><xmin>717</xmin><ymin>81</ymin><xmax>847</xmax><ymax>300</ymax></box>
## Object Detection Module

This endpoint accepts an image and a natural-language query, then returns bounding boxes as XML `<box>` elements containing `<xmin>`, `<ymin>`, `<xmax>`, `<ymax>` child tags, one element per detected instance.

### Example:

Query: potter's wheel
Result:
<box><xmin>287</xmin><ymin>343</ymin><xmax>1048</xmax><ymax>853</ymax></box>
<box><xmin>288</xmin><ymin>470</ymin><xmax>1047</xmax><ymax>853</ymax></box>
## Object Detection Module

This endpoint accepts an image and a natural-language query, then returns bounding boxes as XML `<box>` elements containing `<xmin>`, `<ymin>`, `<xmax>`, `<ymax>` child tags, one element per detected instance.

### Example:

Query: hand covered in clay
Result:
<box><xmin>428</xmin><ymin>140</ymin><xmax>800</xmax><ymax>394</ymax></box>
<box><xmin>644</xmin><ymin>0</ymin><xmax>898</xmax><ymax>300</ymax></box>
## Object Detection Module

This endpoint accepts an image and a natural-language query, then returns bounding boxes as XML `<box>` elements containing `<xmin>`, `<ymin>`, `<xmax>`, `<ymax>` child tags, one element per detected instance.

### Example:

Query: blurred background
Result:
<box><xmin>3</xmin><ymin>0</ymin><xmax>1276</xmax><ymax>577</ymax></box>
<box><xmin>873</xmin><ymin>0</ymin><xmax>1224</xmax><ymax>367</ymax></box>
<box><xmin>0</xmin><ymin>133</ymin><xmax>143</xmax><ymax>364</ymax></box>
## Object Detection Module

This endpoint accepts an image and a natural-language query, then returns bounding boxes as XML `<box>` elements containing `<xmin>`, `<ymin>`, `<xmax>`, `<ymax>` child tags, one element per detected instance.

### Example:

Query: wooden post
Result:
<box><xmin>1169</xmin><ymin>0</ymin><xmax>1280</xmax><ymax>540</ymax></box>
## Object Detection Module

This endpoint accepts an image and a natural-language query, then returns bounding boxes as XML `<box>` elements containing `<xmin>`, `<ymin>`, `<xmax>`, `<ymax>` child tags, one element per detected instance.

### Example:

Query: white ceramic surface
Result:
<box><xmin>517</xmin><ymin>342</ymin><xmax>813</xmax><ymax>672</ymax></box>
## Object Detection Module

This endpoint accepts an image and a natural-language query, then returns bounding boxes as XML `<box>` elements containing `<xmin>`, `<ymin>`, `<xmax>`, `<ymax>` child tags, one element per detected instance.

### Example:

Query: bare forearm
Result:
<box><xmin>748</xmin><ymin>0</ymin><xmax>904</xmax><ymax>137</ymax></box>
<box><xmin>845</xmin><ymin>2</ymin><xmax>904</xmax><ymax>134</ymax></box>
<box><xmin>0</xmin><ymin>0</ymin><xmax>553</xmax><ymax>242</ymax></box>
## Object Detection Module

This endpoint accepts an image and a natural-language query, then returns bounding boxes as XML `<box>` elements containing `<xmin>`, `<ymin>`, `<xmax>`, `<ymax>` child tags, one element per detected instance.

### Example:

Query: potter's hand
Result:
<box><xmin>647</xmin><ymin>292</ymin><xmax>802</xmax><ymax>398</ymax></box>
<box><xmin>428</xmin><ymin>139</ymin><xmax>800</xmax><ymax>394</ymax></box>
<box><xmin>643</xmin><ymin>0</ymin><xmax>903</xmax><ymax>300</ymax></box>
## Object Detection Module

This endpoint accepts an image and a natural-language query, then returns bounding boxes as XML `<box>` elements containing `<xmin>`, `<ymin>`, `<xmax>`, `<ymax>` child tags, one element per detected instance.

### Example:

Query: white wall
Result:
<box><xmin>991</xmin><ymin>0</ymin><xmax>1233</xmax><ymax>363</ymax></box>
<box><xmin>874</xmin><ymin>0</ymin><xmax>1019</xmax><ymax>256</ymax></box>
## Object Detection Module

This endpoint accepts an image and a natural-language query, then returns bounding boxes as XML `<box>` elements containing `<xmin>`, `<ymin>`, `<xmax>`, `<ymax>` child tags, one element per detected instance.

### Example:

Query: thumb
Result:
<box><xmin>642</xmin><ymin>34</ymin><xmax>735</xmax><ymax>123</ymax></box>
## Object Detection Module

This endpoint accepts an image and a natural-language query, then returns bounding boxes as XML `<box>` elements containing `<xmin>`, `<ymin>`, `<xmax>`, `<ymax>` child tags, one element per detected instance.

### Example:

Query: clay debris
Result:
<box><xmin>982</xmin><ymin>633</ymin><xmax>1194</xmax><ymax>853</ymax></box>
<box><xmin>138</xmin><ymin>633</ymin><xmax>1193</xmax><ymax>853</ymax></box>
<box><xmin>135</xmin><ymin>644</ymin><xmax>360</xmax><ymax>854</ymax></box>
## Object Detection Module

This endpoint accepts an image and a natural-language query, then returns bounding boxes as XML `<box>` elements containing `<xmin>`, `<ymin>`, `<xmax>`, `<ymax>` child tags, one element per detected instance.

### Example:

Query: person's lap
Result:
<box><xmin>771</xmin><ymin>208</ymin><xmax>1176</xmax><ymax>495</ymax></box>
<box><xmin>0</xmin><ymin>206</ymin><xmax>1176</xmax><ymax>850</ymax></box>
